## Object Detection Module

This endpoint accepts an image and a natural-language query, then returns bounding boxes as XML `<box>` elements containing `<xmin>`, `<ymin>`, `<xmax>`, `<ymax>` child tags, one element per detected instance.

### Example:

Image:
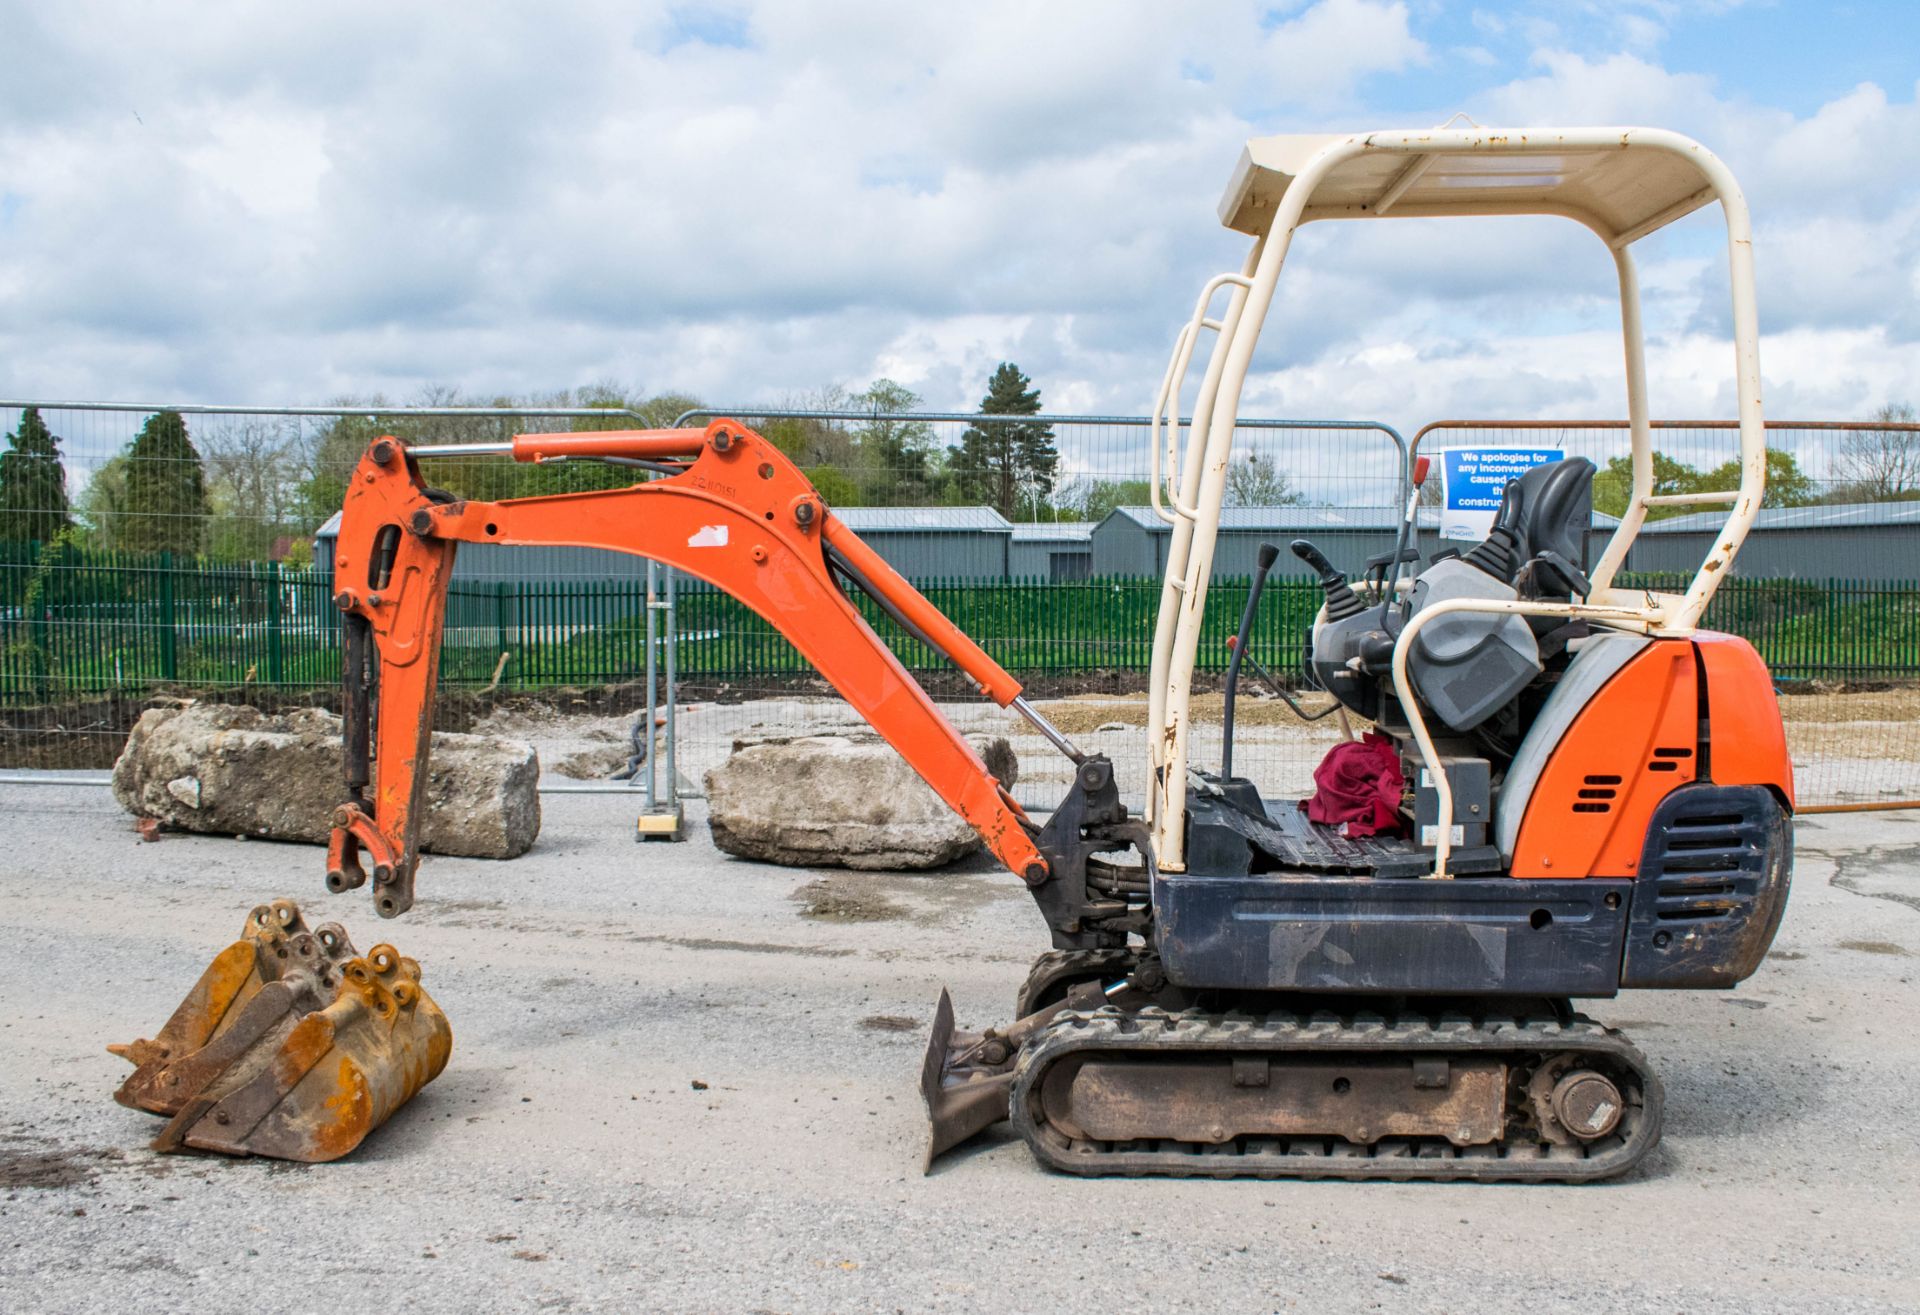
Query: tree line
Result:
<box><xmin>1588</xmin><ymin>405</ymin><xmax>1920</xmax><ymax>520</ymax></box>
<box><xmin>0</xmin><ymin>363</ymin><xmax>1076</xmax><ymax>561</ymax></box>
<box><xmin>4</xmin><ymin>389</ymin><xmax>1917</xmax><ymax>562</ymax></box>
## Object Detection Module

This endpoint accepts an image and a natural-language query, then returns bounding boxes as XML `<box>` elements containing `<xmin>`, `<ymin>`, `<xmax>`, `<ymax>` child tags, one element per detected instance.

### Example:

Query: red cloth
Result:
<box><xmin>1305</xmin><ymin>731</ymin><xmax>1407</xmax><ymax>838</ymax></box>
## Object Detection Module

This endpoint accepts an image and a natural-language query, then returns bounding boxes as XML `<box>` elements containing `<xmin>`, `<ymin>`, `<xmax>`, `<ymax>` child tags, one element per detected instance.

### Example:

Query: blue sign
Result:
<box><xmin>1438</xmin><ymin>447</ymin><xmax>1563</xmax><ymax>541</ymax></box>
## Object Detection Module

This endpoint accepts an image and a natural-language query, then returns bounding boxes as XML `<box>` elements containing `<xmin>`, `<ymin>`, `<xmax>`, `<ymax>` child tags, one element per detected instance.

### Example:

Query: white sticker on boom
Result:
<box><xmin>687</xmin><ymin>525</ymin><xmax>728</xmax><ymax>548</ymax></box>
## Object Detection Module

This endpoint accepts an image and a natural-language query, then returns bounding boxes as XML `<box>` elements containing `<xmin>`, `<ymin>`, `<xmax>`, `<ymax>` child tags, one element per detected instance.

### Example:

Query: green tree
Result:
<box><xmin>1058</xmin><ymin>476</ymin><xmax>1152</xmax><ymax>522</ymax></box>
<box><xmin>849</xmin><ymin>378</ymin><xmax>936</xmax><ymax>505</ymax></box>
<box><xmin>296</xmin><ymin>388</ymin><xmax>566</xmax><ymax>525</ymax></box>
<box><xmin>122</xmin><ymin>411</ymin><xmax>209</xmax><ymax>555</ymax></box>
<box><xmin>75</xmin><ymin>453</ymin><xmax>130</xmax><ymax>551</ymax></box>
<box><xmin>757</xmin><ymin>385</ymin><xmax>858</xmax><ymax>471</ymax></box>
<box><xmin>1591</xmin><ymin>450</ymin><xmax>1703</xmax><ymax>522</ymax></box>
<box><xmin>951</xmin><ymin>363</ymin><xmax>1058</xmax><ymax>519</ymax></box>
<box><xmin>1698</xmin><ymin>448</ymin><xmax>1816</xmax><ymax>508</ymax></box>
<box><xmin>805</xmin><ymin>464</ymin><xmax>860</xmax><ymax>507</ymax></box>
<box><xmin>1593</xmin><ymin>447</ymin><xmax>1817</xmax><ymax>520</ymax></box>
<box><xmin>0</xmin><ymin>407</ymin><xmax>74</xmax><ymax>545</ymax></box>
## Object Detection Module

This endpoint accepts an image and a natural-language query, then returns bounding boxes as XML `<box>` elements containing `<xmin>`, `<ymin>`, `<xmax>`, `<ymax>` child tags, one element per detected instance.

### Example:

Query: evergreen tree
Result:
<box><xmin>0</xmin><ymin>407</ymin><xmax>73</xmax><ymax>545</ymax></box>
<box><xmin>121</xmin><ymin>410</ymin><xmax>209</xmax><ymax>555</ymax></box>
<box><xmin>951</xmin><ymin>363</ymin><xmax>1057</xmax><ymax>518</ymax></box>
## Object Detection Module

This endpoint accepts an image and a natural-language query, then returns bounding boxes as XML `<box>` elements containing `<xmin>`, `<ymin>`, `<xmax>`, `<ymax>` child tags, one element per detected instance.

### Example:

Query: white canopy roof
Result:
<box><xmin>1219</xmin><ymin>129</ymin><xmax>1720</xmax><ymax>245</ymax></box>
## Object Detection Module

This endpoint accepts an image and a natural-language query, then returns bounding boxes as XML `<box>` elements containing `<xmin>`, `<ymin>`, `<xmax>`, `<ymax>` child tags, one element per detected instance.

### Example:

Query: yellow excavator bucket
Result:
<box><xmin>108</xmin><ymin>899</ymin><xmax>451</xmax><ymax>1162</ymax></box>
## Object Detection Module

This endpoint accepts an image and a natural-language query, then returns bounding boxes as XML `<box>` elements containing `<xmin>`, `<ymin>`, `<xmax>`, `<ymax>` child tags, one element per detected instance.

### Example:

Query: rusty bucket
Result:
<box><xmin>109</xmin><ymin>899</ymin><xmax>451</xmax><ymax>1162</ymax></box>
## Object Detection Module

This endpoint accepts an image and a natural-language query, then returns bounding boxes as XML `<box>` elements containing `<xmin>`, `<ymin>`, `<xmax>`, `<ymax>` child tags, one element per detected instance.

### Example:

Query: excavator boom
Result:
<box><xmin>326</xmin><ymin>419</ymin><xmax>1051</xmax><ymax>917</ymax></box>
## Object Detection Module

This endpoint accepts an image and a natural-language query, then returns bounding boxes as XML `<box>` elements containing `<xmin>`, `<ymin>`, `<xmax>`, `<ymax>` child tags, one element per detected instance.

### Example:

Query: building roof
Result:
<box><xmin>1010</xmin><ymin>522</ymin><xmax>1094</xmax><ymax>543</ymax></box>
<box><xmin>830</xmin><ymin>506</ymin><xmax>1012</xmax><ymax>533</ymax></box>
<box><xmin>1636</xmin><ymin>500</ymin><xmax>1920</xmax><ymax>534</ymax></box>
<box><xmin>315</xmin><ymin>511</ymin><xmax>342</xmax><ymax>538</ymax></box>
<box><xmin>1103</xmin><ymin>506</ymin><xmax>1623</xmax><ymax>532</ymax></box>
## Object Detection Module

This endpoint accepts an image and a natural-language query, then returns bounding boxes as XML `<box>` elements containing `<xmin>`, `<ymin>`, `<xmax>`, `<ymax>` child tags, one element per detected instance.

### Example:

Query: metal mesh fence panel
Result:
<box><xmin>1</xmin><ymin>401</ymin><xmax>1914</xmax><ymax>812</ymax></box>
<box><xmin>656</xmin><ymin>407</ymin><xmax>1407</xmax><ymax>810</ymax></box>
<box><xmin>1415</xmin><ymin>420</ymin><xmax>1920</xmax><ymax>809</ymax></box>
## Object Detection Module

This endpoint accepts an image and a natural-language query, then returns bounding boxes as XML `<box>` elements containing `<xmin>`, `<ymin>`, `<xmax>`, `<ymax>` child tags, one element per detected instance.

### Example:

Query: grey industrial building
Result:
<box><xmin>1010</xmin><ymin>522</ymin><xmax>1095</xmax><ymax>580</ymax></box>
<box><xmin>1630</xmin><ymin>501</ymin><xmax>1920</xmax><ymax>582</ymax></box>
<box><xmin>317</xmin><ymin>500</ymin><xmax>1905</xmax><ymax>587</ymax></box>
<box><xmin>834</xmin><ymin>507</ymin><xmax>1014</xmax><ymax>581</ymax></box>
<box><xmin>1088</xmin><ymin>506</ymin><xmax>1626</xmax><ymax>580</ymax></box>
<box><xmin>313</xmin><ymin>510</ymin><xmax>654</xmax><ymax>583</ymax></box>
<box><xmin>314</xmin><ymin>505</ymin><xmax>1025</xmax><ymax>585</ymax></box>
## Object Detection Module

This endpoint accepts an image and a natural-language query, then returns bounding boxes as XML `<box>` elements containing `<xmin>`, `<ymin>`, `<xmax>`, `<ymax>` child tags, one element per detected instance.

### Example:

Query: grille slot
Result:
<box><xmin>1646</xmin><ymin>809</ymin><xmax>1762</xmax><ymax>921</ymax></box>
<box><xmin>1576</xmin><ymin>773</ymin><xmax>1619</xmax><ymax>815</ymax></box>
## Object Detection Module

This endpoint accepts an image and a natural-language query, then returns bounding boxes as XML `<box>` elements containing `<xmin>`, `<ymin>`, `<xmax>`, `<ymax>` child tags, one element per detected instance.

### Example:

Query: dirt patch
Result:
<box><xmin>550</xmin><ymin>743</ymin><xmax>632</xmax><ymax>779</ymax></box>
<box><xmin>0</xmin><ymin>1141</ymin><xmax>122</xmax><ymax>1189</ymax></box>
<box><xmin>1776</xmin><ymin>687</ymin><xmax>1920</xmax><ymax>725</ymax></box>
<box><xmin>626</xmin><ymin>934</ymin><xmax>856</xmax><ymax>960</ymax></box>
<box><xmin>792</xmin><ymin>878</ymin><xmax>909</xmax><ymax>923</ymax></box>
<box><xmin>1838</xmin><ymin>939</ymin><xmax>1911</xmax><ymax>957</ymax></box>
<box><xmin>1034</xmin><ymin>690</ymin><xmax>1353</xmax><ymax>737</ymax></box>
<box><xmin>0</xmin><ymin>682</ymin><xmax>660</xmax><ymax>770</ymax></box>
<box><xmin>859</xmin><ymin>1014</ymin><xmax>919</xmax><ymax>1032</ymax></box>
<box><xmin>676</xmin><ymin>670</ymin><xmax>1160</xmax><ymax>704</ymax></box>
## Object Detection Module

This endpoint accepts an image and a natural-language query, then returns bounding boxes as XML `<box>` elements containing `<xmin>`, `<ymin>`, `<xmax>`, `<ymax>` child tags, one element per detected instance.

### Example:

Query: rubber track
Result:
<box><xmin>1009</xmin><ymin>1007</ymin><xmax>1664</xmax><ymax>1183</ymax></box>
<box><xmin>1014</xmin><ymin>949</ymin><xmax>1138</xmax><ymax>1017</ymax></box>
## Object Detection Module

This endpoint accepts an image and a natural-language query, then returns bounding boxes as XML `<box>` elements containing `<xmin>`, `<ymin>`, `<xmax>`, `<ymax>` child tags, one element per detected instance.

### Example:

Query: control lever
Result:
<box><xmin>1228</xmin><ymin>636</ymin><xmax>1342</xmax><ymax>723</ymax></box>
<box><xmin>1289</xmin><ymin>540</ymin><xmax>1365</xmax><ymax>621</ymax></box>
<box><xmin>1222</xmin><ymin>542</ymin><xmax>1283</xmax><ymax>779</ymax></box>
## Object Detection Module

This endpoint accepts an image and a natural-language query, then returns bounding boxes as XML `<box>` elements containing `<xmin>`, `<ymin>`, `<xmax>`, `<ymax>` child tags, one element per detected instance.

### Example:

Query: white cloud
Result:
<box><xmin>0</xmin><ymin>0</ymin><xmax>1914</xmax><ymax>469</ymax></box>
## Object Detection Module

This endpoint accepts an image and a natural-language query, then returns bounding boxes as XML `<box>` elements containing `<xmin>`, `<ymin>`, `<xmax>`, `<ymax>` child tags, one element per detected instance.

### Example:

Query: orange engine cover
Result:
<box><xmin>1509</xmin><ymin>631</ymin><xmax>1793</xmax><ymax>879</ymax></box>
<box><xmin>1694</xmin><ymin>630</ymin><xmax>1796</xmax><ymax>810</ymax></box>
<box><xmin>1511</xmin><ymin>638</ymin><xmax>1699</xmax><ymax>878</ymax></box>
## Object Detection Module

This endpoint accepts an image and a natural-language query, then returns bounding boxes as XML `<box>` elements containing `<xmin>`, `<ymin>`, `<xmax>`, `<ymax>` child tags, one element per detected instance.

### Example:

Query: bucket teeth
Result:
<box><xmin>110</xmin><ymin>900</ymin><xmax>450</xmax><ymax>1163</ymax></box>
<box><xmin>109</xmin><ymin>900</ymin><xmax>358</xmax><ymax>1114</ymax></box>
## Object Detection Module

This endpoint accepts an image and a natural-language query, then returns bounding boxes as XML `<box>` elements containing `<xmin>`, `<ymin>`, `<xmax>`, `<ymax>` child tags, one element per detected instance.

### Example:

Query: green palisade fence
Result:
<box><xmin>3</xmin><ymin>546</ymin><xmax>1917</xmax><ymax>701</ymax></box>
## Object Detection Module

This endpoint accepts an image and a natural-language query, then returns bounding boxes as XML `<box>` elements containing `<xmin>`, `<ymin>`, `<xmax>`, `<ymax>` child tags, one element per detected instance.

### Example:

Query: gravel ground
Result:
<box><xmin>2</xmin><ymin>785</ymin><xmax>1917</xmax><ymax>1314</ymax></box>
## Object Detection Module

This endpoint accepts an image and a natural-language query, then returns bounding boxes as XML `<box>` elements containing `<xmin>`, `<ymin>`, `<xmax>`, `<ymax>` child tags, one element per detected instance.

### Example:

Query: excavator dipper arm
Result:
<box><xmin>327</xmin><ymin>420</ymin><xmax>1050</xmax><ymax>917</ymax></box>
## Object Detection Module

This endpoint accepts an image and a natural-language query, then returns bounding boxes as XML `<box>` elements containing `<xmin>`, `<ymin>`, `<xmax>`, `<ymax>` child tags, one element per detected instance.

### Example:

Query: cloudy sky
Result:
<box><xmin>3</xmin><ymin>0</ymin><xmax>1917</xmax><ymax>438</ymax></box>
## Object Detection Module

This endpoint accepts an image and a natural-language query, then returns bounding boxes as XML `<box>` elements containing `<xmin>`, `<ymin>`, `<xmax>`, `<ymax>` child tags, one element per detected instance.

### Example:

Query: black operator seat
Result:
<box><xmin>1502</xmin><ymin>457</ymin><xmax>1597</xmax><ymax>600</ymax></box>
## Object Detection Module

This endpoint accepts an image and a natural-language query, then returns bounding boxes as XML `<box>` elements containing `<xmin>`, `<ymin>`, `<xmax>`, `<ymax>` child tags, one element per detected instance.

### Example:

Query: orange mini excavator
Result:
<box><xmin>317</xmin><ymin>125</ymin><xmax>1793</xmax><ymax>1181</ymax></box>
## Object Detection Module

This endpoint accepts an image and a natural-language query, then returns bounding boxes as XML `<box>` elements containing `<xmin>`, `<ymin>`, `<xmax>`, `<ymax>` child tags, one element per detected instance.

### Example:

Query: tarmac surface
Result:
<box><xmin>1</xmin><ymin>783</ymin><xmax>1917</xmax><ymax>1313</ymax></box>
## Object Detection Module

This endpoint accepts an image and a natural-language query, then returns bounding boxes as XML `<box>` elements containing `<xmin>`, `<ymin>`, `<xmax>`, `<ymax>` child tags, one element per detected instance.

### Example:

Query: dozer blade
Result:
<box><xmin>921</xmin><ymin>988</ymin><xmax>1087</xmax><ymax>1170</ymax></box>
<box><xmin>920</xmin><ymin>989</ymin><xmax>1018</xmax><ymax>1169</ymax></box>
<box><xmin>110</xmin><ymin>899</ymin><xmax>358</xmax><ymax>1116</ymax></box>
<box><xmin>152</xmin><ymin>943</ymin><xmax>452</xmax><ymax>1162</ymax></box>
